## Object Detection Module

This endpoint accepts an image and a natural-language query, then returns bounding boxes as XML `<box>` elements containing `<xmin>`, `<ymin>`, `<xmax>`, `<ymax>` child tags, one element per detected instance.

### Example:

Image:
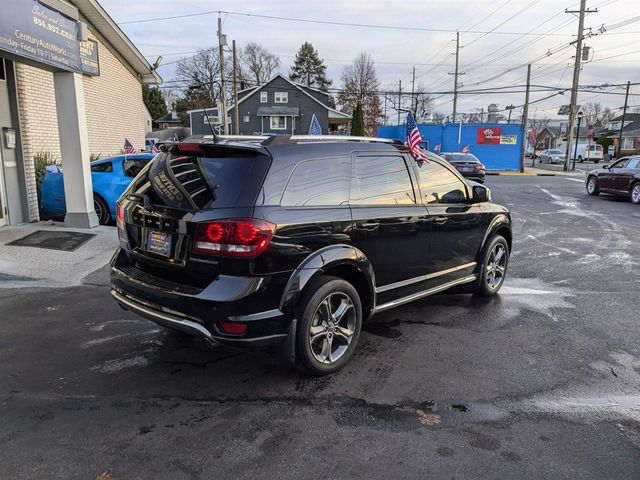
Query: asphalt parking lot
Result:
<box><xmin>1</xmin><ymin>176</ymin><xmax>639</xmax><ymax>479</ymax></box>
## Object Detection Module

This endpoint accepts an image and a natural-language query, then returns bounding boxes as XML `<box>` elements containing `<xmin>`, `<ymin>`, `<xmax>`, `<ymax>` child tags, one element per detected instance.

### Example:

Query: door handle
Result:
<box><xmin>358</xmin><ymin>221</ymin><xmax>380</xmax><ymax>229</ymax></box>
<box><xmin>430</xmin><ymin>216</ymin><xmax>448</xmax><ymax>224</ymax></box>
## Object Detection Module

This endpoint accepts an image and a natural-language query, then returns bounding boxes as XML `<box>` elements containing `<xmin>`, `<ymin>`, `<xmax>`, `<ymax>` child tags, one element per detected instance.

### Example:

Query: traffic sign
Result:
<box><xmin>587</xmin><ymin>125</ymin><xmax>594</xmax><ymax>140</ymax></box>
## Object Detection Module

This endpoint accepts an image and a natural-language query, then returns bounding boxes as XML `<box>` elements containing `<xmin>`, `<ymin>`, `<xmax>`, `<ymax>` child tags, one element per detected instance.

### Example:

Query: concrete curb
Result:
<box><xmin>487</xmin><ymin>172</ymin><xmax>555</xmax><ymax>177</ymax></box>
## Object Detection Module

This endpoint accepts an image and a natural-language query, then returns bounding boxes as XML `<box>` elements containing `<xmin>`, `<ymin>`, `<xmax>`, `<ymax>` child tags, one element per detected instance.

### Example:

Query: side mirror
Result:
<box><xmin>472</xmin><ymin>184</ymin><xmax>491</xmax><ymax>203</ymax></box>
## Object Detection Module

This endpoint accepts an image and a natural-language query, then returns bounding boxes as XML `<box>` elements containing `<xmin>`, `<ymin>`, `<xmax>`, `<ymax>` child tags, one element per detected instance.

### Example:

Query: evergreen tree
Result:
<box><xmin>142</xmin><ymin>85</ymin><xmax>168</xmax><ymax>128</ymax></box>
<box><xmin>289</xmin><ymin>42</ymin><xmax>332</xmax><ymax>91</ymax></box>
<box><xmin>351</xmin><ymin>102</ymin><xmax>365</xmax><ymax>136</ymax></box>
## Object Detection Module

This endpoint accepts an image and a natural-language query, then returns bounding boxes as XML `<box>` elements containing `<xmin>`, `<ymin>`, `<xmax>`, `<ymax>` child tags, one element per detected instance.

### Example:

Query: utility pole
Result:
<box><xmin>232</xmin><ymin>39</ymin><xmax>240</xmax><ymax>135</ymax></box>
<box><xmin>520</xmin><ymin>64</ymin><xmax>532</xmax><ymax>173</ymax></box>
<box><xmin>217</xmin><ymin>16</ymin><xmax>228</xmax><ymax>135</ymax></box>
<box><xmin>563</xmin><ymin>0</ymin><xmax>597</xmax><ymax>170</ymax></box>
<box><xmin>411</xmin><ymin>66</ymin><xmax>416</xmax><ymax>114</ymax></box>
<box><xmin>397</xmin><ymin>79</ymin><xmax>402</xmax><ymax>125</ymax></box>
<box><xmin>449</xmin><ymin>31</ymin><xmax>464</xmax><ymax>123</ymax></box>
<box><xmin>617</xmin><ymin>81</ymin><xmax>630</xmax><ymax>158</ymax></box>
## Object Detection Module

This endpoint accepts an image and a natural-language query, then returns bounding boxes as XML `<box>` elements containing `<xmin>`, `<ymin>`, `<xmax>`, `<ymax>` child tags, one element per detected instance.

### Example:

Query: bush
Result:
<box><xmin>34</xmin><ymin>151</ymin><xmax>60</xmax><ymax>207</ymax></box>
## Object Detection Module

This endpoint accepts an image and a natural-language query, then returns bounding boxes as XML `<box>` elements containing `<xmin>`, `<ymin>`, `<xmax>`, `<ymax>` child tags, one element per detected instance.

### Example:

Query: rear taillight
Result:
<box><xmin>474</xmin><ymin>164</ymin><xmax>485</xmax><ymax>171</ymax></box>
<box><xmin>116</xmin><ymin>204</ymin><xmax>126</xmax><ymax>237</ymax></box>
<box><xmin>193</xmin><ymin>219</ymin><xmax>276</xmax><ymax>258</ymax></box>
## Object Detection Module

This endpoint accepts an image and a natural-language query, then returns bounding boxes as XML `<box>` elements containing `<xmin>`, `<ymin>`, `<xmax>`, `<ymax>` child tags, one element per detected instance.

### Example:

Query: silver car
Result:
<box><xmin>538</xmin><ymin>149</ymin><xmax>566</xmax><ymax>164</ymax></box>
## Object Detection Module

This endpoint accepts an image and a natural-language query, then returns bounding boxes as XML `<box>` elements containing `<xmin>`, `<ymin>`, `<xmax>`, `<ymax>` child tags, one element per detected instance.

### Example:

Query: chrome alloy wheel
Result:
<box><xmin>308</xmin><ymin>293</ymin><xmax>356</xmax><ymax>364</ymax></box>
<box><xmin>485</xmin><ymin>243</ymin><xmax>507</xmax><ymax>290</ymax></box>
<box><xmin>94</xmin><ymin>200</ymin><xmax>103</xmax><ymax>220</ymax></box>
<box><xmin>632</xmin><ymin>184</ymin><xmax>640</xmax><ymax>204</ymax></box>
<box><xmin>587</xmin><ymin>177</ymin><xmax>597</xmax><ymax>194</ymax></box>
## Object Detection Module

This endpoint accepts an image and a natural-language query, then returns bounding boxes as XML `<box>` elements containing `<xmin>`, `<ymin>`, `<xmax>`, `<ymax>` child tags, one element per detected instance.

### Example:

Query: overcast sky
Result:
<box><xmin>103</xmin><ymin>0</ymin><xmax>640</xmax><ymax>122</ymax></box>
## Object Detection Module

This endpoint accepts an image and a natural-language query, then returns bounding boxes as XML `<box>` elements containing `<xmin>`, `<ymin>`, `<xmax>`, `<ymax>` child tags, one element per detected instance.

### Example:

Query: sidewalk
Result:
<box><xmin>0</xmin><ymin>222</ymin><xmax>117</xmax><ymax>288</ymax></box>
<box><xmin>487</xmin><ymin>164</ymin><xmax>586</xmax><ymax>177</ymax></box>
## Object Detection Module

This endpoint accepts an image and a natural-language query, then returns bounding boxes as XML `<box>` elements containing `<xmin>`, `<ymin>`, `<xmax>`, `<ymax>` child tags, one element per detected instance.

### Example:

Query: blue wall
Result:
<box><xmin>377</xmin><ymin>123</ymin><xmax>524</xmax><ymax>171</ymax></box>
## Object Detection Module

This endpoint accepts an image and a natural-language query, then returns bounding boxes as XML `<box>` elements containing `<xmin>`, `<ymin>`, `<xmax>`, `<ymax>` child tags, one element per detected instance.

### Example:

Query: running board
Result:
<box><xmin>373</xmin><ymin>275</ymin><xmax>477</xmax><ymax>313</ymax></box>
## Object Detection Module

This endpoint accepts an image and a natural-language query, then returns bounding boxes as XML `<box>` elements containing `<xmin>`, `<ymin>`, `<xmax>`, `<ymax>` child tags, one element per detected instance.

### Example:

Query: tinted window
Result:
<box><xmin>123</xmin><ymin>158</ymin><xmax>149</xmax><ymax>177</ymax></box>
<box><xmin>351</xmin><ymin>155</ymin><xmax>415</xmax><ymax>205</ymax></box>
<box><xmin>444</xmin><ymin>153</ymin><xmax>480</xmax><ymax>163</ymax></box>
<box><xmin>418</xmin><ymin>161</ymin><xmax>468</xmax><ymax>204</ymax></box>
<box><xmin>611</xmin><ymin>159</ymin><xmax>629</xmax><ymax>169</ymax></box>
<box><xmin>281</xmin><ymin>157</ymin><xmax>350</xmax><ymax>206</ymax></box>
<box><xmin>91</xmin><ymin>162</ymin><xmax>113</xmax><ymax>173</ymax></box>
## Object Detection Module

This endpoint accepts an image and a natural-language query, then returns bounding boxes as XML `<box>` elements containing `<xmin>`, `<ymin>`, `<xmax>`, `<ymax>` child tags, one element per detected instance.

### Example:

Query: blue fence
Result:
<box><xmin>377</xmin><ymin>123</ymin><xmax>524</xmax><ymax>171</ymax></box>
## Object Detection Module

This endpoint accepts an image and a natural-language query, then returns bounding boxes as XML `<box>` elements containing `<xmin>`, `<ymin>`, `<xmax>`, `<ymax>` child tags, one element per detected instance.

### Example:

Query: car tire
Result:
<box><xmin>586</xmin><ymin>176</ymin><xmax>599</xmax><ymax>196</ymax></box>
<box><xmin>631</xmin><ymin>182</ymin><xmax>640</xmax><ymax>205</ymax></box>
<box><xmin>473</xmin><ymin>235</ymin><xmax>509</xmax><ymax>297</ymax></box>
<box><xmin>295</xmin><ymin>275</ymin><xmax>362</xmax><ymax>376</ymax></box>
<box><xmin>93</xmin><ymin>195</ymin><xmax>110</xmax><ymax>225</ymax></box>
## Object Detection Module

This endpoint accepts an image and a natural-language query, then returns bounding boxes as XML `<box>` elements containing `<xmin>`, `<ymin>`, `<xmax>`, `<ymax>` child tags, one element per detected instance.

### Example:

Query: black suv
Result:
<box><xmin>111</xmin><ymin>135</ymin><xmax>512</xmax><ymax>375</ymax></box>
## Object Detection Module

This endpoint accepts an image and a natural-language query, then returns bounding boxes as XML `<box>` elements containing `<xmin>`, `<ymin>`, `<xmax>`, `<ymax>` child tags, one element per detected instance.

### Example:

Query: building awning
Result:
<box><xmin>257</xmin><ymin>107</ymin><xmax>300</xmax><ymax>116</ymax></box>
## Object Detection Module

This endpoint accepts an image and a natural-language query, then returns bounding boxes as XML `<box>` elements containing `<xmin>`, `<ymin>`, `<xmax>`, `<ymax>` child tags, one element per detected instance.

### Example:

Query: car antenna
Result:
<box><xmin>201</xmin><ymin>107</ymin><xmax>219</xmax><ymax>142</ymax></box>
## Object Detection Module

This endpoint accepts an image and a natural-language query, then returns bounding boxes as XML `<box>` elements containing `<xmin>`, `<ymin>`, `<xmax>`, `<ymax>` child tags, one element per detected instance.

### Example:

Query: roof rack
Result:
<box><xmin>179</xmin><ymin>134</ymin><xmax>405</xmax><ymax>147</ymax></box>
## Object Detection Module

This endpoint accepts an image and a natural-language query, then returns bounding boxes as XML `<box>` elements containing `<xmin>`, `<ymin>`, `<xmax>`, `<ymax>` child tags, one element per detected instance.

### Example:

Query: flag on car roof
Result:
<box><xmin>405</xmin><ymin>112</ymin><xmax>429</xmax><ymax>166</ymax></box>
<box><xmin>434</xmin><ymin>144</ymin><xmax>441</xmax><ymax>152</ymax></box>
<box><xmin>151</xmin><ymin>145</ymin><xmax>160</xmax><ymax>153</ymax></box>
<box><xmin>308</xmin><ymin>113</ymin><xmax>322</xmax><ymax>135</ymax></box>
<box><xmin>123</xmin><ymin>138</ymin><xmax>135</xmax><ymax>154</ymax></box>
<box><xmin>461</xmin><ymin>145</ymin><xmax>470</xmax><ymax>153</ymax></box>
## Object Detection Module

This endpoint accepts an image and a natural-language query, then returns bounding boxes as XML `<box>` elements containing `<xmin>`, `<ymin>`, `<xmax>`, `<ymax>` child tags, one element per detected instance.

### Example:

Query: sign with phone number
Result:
<box><xmin>0</xmin><ymin>0</ymin><xmax>81</xmax><ymax>73</ymax></box>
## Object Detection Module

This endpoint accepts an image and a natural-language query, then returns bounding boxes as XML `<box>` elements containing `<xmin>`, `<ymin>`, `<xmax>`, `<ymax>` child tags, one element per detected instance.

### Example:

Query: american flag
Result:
<box><xmin>405</xmin><ymin>112</ymin><xmax>429</xmax><ymax>166</ymax></box>
<box><xmin>308</xmin><ymin>113</ymin><xmax>322</xmax><ymax>135</ymax></box>
<box><xmin>434</xmin><ymin>144</ymin><xmax>441</xmax><ymax>152</ymax></box>
<box><xmin>123</xmin><ymin>138</ymin><xmax>135</xmax><ymax>154</ymax></box>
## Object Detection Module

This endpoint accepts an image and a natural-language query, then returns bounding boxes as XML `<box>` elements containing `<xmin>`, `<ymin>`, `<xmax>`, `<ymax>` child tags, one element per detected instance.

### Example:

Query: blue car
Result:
<box><xmin>40</xmin><ymin>153</ymin><xmax>155</xmax><ymax>225</ymax></box>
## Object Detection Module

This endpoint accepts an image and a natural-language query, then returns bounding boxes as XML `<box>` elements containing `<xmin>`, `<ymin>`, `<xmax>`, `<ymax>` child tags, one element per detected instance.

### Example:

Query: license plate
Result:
<box><xmin>462</xmin><ymin>167</ymin><xmax>473</xmax><ymax>172</ymax></box>
<box><xmin>146</xmin><ymin>230</ymin><xmax>172</xmax><ymax>257</ymax></box>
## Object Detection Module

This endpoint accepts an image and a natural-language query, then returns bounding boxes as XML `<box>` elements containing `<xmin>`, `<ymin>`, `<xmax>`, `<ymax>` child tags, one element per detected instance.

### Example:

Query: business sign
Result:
<box><xmin>0</xmin><ymin>0</ymin><xmax>81</xmax><ymax>73</ymax></box>
<box><xmin>477</xmin><ymin>127</ymin><xmax>501</xmax><ymax>145</ymax></box>
<box><xmin>79</xmin><ymin>39</ymin><xmax>99</xmax><ymax>76</ymax></box>
<box><xmin>500</xmin><ymin>135</ymin><xmax>518</xmax><ymax>145</ymax></box>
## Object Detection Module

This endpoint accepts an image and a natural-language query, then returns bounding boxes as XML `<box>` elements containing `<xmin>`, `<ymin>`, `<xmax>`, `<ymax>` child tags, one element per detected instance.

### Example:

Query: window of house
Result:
<box><xmin>417</xmin><ymin>161</ymin><xmax>468</xmax><ymax>204</ymax></box>
<box><xmin>281</xmin><ymin>157</ymin><xmax>351</xmax><ymax>206</ymax></box>
<box><xmin>622</xmin><ymin>137</ymin><xmax>634</xmax><ymax>150</ymax></box>
<box><xmin>270</xmin><ymin>116</ymin><xmax>287</xmax><ymax>130</ymax></box>
<box><xmin>260</xmin><ymin>91</ymin><xmax>268</xmax><ymax>103</ymax></box>
<box><xmin>243</xmin><ymin>115</ymin><xmax>250</xmax><ymax>123</ymax></box>
<box><xmin>350</xmin><ymin>155</ymin><xmax>415</xmax><ymax>205</ymax></box>
<box><xmin>274</xmin><ymin>92</ymin><xmax>288</xmax><ymax>103</ymax></box>
<box><xmin>0</xmin><ymin>58</ymin><xmax>6</xmax><ymax>81</ymax></box>
<box><xmin>91</xmin><ymin>162</ymin><xmax>113</xmax><ymax>173</ymax></box>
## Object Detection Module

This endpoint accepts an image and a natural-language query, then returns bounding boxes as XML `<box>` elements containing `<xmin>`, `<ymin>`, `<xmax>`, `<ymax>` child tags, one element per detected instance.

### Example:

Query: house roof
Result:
<box><xmin>228</xmin><ymin>74</ymin><xmax>351</xmax><ymax>120</ymax></box>
<box><xmin>257</xmin><ymin>106</ymin><xmax>300</xmax><ymax>116</ymax></box>
<box><xmin>608</xmin><ymin>128</ymin><xmax>640</xmax><ymax>138</ymax></box>
<box><xmin>541</xmin><ymin>126</ymin><xmax>590</xmax><ymax>137</ymax></box>
<box><xmin>609</xmin><ymin>113</ymin><xmax>640</xmax><ymax>126</ymax></box>
<box><xmin>73</xmin><ymin>0</ymin><xmax>161</xmax><ymax>84</ymax></box>
<box><xmin>155</xmin><ymin>112</ymin><xmax>182</xmax><ymax>123</ymax></box>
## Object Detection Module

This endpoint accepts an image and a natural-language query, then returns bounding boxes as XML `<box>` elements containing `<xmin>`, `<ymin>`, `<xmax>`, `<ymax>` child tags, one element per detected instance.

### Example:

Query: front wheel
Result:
<box><xmin>473</xmin><ymin>235</ymin><xmax>509</xmax><ymax>297</ymax></box>
<box><xmin>586</xmin><ymin>176</ymin><xmax>599</xmax><ymax>196</ymax></box>
<box><xmin>631</xmin><ymin>183</ymin><xmax>640</xmax><ymax>205</ymax></box>
<box><xmin>295</xmin><ymin>276</ymin><xmax>362</xmax><ymax>376</ymax></box>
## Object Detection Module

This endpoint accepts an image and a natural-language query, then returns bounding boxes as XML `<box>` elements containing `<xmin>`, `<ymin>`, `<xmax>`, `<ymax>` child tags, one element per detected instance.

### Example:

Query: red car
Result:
<box><xmin>586</xmin><ymin>156</ymin><xmax>640</xmax><ymax>204</ymax></box>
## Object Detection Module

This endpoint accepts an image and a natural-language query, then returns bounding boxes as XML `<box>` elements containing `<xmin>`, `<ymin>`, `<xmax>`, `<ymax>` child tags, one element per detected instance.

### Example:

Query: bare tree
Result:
<box><xmin>581</xmin><ymin>101</ymin><xmax>603</xmax><ymax>126</ymax></box>
<box><xmin>413</xmin><ymin>84</ymin><xmax>435</xmax><ymax>122</ymax></box>
<box><xmin>175</xmin><ymin>48</ymin><xmax>229</xmax><ymax>105</ymax></box>
<box><xmin>241</xmin><ymin>42</ymin><xmax>281</xmax><ymax>85</ymax></box>
<box><xmin>337</xmin><ymin>52</ymin><xmax>383</xmax><ymax>136</ymax></box>
<box><xmin>600</xmin><ymin>107</ymin><xmax>615</xmax><ymax>126</ymax></box>
<box><xmin>432</xmin><ymin>112</ymin><xmax>446</xmax><ymax>124</ymax></box>
<box><xmin>530</xmin><ymin>115</ymin><xmax>551</xmax><ymax>133</ymax></box>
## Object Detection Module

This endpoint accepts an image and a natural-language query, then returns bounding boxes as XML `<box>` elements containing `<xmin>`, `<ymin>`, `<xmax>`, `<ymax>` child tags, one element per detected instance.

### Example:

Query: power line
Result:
<box><xmin>117</xmin><ymin>9</ymin><xmax>576</xmax><ymax>36</ymax></box>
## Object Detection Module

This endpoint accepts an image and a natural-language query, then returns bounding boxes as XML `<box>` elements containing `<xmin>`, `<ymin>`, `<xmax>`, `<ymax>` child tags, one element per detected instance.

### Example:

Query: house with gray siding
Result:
<box><xmin>228</xmin><ymin>74</ymin><xmax>350</xmax><ymax>135</ymax></box>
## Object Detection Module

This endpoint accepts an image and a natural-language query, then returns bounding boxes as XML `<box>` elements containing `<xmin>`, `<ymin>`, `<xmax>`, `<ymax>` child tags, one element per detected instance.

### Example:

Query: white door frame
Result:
<box><xmin>0</xmin><ymin>148</ymin><xmax>8</xmax><ymax>226</ymax></box>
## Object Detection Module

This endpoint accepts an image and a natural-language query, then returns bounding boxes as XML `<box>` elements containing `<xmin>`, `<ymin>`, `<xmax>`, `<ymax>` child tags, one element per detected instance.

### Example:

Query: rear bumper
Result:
<box><xmin>461</xmin><ymin>172</ymin><xmax>486</xmax><ymax>182</ymax></box>
<box><xmin>110</xmin><ymin>248</ymin><xmax>292</xmax><ymax>347</ymax></box>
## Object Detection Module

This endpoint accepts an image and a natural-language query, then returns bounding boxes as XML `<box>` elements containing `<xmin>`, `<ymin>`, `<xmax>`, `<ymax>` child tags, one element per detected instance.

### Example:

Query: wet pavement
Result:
<box><xmin>1</xmin><ymin>176</ymin><xmax>640</xmax><ymax>479</ymax></box>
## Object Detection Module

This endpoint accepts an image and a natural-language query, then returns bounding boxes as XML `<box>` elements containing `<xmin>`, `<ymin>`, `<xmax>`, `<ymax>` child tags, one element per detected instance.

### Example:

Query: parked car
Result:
<box><xmin>439</xmin><ymin>152</ymin><xmax>486</xmax><ymax>183</ymax></box>
<box><xmin>586</xmin><ymin>156</ymin><xmax>640</xmax><ymax>204</ymax></box>
<box><xmin>538</xmin><ymin>149</ymin><xmax>566</xmax><ymax>164</ymax></box>
<box><xmin>110</xmin><ymin>135</ymin><xmax>512</xmax><ymax>375</ymax></box>
<box><xmin>41</xmin><ymin>153</ymin><xmax>155</xmax><ymax>225</ymax></box>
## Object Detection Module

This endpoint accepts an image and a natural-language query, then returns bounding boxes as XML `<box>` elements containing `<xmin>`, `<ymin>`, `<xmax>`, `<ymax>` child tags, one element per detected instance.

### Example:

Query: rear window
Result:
<box><xmin>588</xmin><ymin>145</ymin><xmax>602</xmax><ymax>151</ymax></box>
<box><xmin>146</xmin><ymin>153</ymin><xmax>257</xmax><ymax>209</ymax></box>
<box><xmin>444</xmin><ymin>153</ymin><xmax>479</xmax><ymax>163</ymax></box>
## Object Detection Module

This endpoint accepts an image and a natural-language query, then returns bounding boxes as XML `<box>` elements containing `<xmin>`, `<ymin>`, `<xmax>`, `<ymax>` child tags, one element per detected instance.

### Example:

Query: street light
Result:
<box><xmin>571</xmin><ymin>110</ymin><xmax>583</xmax><ymax>171</ymax></box>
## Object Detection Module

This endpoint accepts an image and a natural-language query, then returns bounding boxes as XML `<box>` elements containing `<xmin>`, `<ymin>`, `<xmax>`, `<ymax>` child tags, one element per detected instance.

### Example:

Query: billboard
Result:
<box><xmin>0</xmin><ymin>0</ymin><xmax>81</xmax><ymax>73</ymax></box>
<box><xmin>477</xmin><ymin>127</ymin><xmax>501</xmax><ymax>144</ymax></box>
<box><xmin>79</xmin><ymin>40</ymin><xmax>100</xmax><ymax>76</ymax></box>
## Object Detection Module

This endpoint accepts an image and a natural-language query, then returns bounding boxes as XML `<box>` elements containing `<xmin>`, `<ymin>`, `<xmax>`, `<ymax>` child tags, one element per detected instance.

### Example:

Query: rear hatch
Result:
<box><xmin>117</xmin><ymin>142</ymin><xmax>271</xmax><ymax>291</ymax></box>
